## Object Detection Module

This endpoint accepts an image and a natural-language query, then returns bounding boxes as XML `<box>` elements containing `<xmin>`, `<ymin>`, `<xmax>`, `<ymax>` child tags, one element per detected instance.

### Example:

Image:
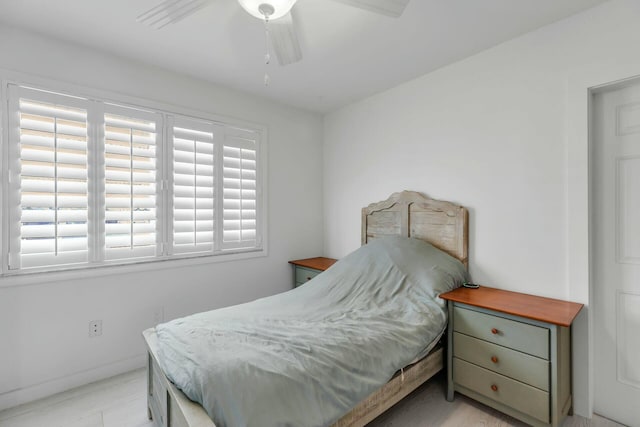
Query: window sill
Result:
<box><xmin>0</xmin><ymin>248</ymin><xmax>268</xmax><ymax>289</ymax></box>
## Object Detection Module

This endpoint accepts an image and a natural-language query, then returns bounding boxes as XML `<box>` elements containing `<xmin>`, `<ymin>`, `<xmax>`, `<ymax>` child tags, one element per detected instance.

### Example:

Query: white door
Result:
<box><xmin>593</xmin><ymin>81</ymin><xmax>640</xmax><ymax>427</ymax></box>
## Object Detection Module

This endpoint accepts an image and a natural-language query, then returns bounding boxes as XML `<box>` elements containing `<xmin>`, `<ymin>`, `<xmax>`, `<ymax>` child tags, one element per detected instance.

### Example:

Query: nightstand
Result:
<box><xmin>288</xmin><ymin>257</ymin><xmax>337</xmax><ymax>287</ymax></box>
<box><xmin>440</xmin><ymin>286</ymin><xmax>583</xmax><ymax>427</ymax></box>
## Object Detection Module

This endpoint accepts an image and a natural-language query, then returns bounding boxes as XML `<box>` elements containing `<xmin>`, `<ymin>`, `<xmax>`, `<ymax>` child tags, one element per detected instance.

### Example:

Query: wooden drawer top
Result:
<box><xmin>288</xmin><ymin>257</ymin><xmax>337</xmax><ymax>271</ymax></box>
<box><xmin>440</xmin><ymin>286</ymin><xmax>583</xmax><ymax>327</ymax></box>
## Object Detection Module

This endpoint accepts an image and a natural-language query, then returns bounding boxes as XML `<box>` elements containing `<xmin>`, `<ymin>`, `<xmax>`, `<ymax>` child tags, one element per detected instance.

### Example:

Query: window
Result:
<box><xmin>4</xmin><ymin>84</ymin><xmax>263</xmax><ymax>273</ymax></box>
<box><xmin>221</xmin><ymin>128</ymin><xmax>259</xmax><ymax>250</ymax></box>
<box><xmin>8</xmin><ymin>88</ymin><xmax>90</xmax><ymax>269</ymax></box>
<box><xmin>168</xmin><ymin>117</ymin><xmax>260</xmax><ymax>256</ymax></box>
<box><xmin>103</xmin><ymin>106</ymin><xmax>161</xmax><ymax>261</ymax></box>
<box><xmin>170</xmin><ymin>117</ymin><xmax>216</xmax><ymax>255</ymax></box>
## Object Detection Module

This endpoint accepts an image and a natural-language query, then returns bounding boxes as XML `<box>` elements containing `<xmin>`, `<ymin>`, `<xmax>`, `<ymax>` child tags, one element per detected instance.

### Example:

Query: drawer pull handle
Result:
<box><xmin>491</xmin><ymin>356</ymin><xmax>499</xmax><ymax>363</ymax></box>
<box><xmin>491</xmin><ymin>384</ymin><xmax>498</xmax><ymax>392</ymax></box>
<box><xmin>307</xmin><ymin>277</ymin><xmax>312</xmax><ymax>281</ymax></box>
<box><xmin>491</xmin><ymin>328</ymin><xmax>499</xmax><ymax>335</ymax></box>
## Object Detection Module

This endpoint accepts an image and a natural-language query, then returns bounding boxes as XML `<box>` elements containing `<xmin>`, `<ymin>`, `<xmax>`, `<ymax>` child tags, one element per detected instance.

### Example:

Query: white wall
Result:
<box><xmin>323</xmin><ymin>0</ymin><xmax>640</xmax><ymax>416</ymax></box>
<box><xmin>0</xmin><ymin>25</ymin><xmax>324</xmax><ymax>409</ymax></box>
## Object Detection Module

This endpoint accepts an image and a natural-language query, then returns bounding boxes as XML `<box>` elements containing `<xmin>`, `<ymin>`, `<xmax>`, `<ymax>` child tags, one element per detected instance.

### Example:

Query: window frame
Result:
<box><xmin>0</xmin><ymin>75</ymin><xmax>267</xmax><ymax>283</ymax></box>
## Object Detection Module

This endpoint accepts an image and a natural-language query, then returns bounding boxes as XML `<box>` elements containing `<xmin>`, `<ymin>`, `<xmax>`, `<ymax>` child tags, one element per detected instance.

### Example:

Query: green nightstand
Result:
<box><xmin>288</xmin><ymin>257</ymin><xmax>337</xmax><ymax>287</ymax></box>
<box><xmin>440</xmin><ymin>286</ymin><xmax>583</xmax><ymax>427</ymax></box>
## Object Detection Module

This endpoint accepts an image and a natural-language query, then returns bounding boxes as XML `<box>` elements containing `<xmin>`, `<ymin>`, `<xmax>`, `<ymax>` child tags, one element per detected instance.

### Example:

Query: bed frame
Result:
<box><xmin>143</xmin><ymin>190</ymin><xmax>468</xmax><ymax>427</ymax></box>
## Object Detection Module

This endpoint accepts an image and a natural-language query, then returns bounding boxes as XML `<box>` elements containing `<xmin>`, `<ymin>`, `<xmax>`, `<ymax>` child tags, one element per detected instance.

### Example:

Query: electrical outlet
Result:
<box><xmin>89</xmin><ymin>320</ymin><xmax>102</xmax><ymax>338</ymax></box>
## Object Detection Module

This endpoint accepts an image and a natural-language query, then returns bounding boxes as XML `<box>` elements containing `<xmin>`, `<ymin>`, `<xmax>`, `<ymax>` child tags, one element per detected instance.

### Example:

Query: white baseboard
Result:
<box><xmin>0</xmin><ymin>354</ymin><xmax>146</xmax><ymax>412</ymax></box>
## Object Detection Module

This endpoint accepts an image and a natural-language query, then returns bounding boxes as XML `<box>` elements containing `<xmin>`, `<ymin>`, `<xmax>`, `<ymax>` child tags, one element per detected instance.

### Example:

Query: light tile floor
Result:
<box><xmin>0</xmin><ymin>370</ymin><xmax>625</xmax><ymax>427</ymax></box>
<box><xmin>0</xmin><ymin>370</ymin><xmax>152</xmax><ymax>427</ymax></box>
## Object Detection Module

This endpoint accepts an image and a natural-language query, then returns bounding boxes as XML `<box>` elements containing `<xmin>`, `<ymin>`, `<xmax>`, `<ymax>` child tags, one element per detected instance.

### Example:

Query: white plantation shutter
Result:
<box><xmin>3</xmin><ymin>84</ymin><xmax>263</xmax><ymax>274</ymax></box>
<box><xmin>8</xmin><ymin>86</ymin><xmax>90</xmax><ymax>269</ymax></box>
<box><xmin>170</xmin><ymin>117</ymin><xmax>217</xmax><ymax>255</ymax></box>
<box><xmin>104</xmin><ymin>105</ymin><xmax>160</xmax><ymax>260</ymax></box>
<box><xmin>222</xmin><ymin>128</ymin><xmax>260</xmax><ymax>250</ymax></box>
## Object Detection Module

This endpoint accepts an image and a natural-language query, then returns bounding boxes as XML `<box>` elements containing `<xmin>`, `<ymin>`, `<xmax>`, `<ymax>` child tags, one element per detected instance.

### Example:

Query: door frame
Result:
<box><xmin>567</xmin><ymin>64</ymin><xmax>640</xmax><ymax>418</ymax></box>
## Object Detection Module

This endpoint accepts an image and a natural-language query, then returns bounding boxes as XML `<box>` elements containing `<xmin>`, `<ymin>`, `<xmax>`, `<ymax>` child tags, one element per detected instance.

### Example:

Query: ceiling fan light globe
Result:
<box><xmin>238</xmin><ymin>0</ymin><xmax>298</xmax><ymax>20</ymax></box>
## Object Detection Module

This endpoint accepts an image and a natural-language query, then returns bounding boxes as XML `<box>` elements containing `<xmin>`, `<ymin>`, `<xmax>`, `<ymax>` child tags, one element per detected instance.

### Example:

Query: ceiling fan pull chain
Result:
<box><xmin>264</xmin><ymin>15</ymin><xmax>271</xmax><ymax>86</ymax></box>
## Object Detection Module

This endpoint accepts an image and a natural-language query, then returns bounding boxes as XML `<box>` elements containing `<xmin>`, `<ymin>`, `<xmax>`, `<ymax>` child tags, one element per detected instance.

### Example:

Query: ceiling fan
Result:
<box><xmin>137</xmin><ymin>0</ymin><xmax>410</xmax><ymax>67</ymax></box>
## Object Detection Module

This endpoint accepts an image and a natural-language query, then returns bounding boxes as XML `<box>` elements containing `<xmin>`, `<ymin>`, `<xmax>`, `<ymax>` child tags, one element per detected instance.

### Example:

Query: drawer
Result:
<box><xmin>295</xmin><ymin>266</ymin><xmax>321</xmax><ymax>284</ymax></box>
<box><xmin>454</xmin><ymin>358</ymin><xmax>549</xmax><ymax>423</ymax></box>
<box><xmin>453</xmin><ymin>332</ymin><xmax>549</xmax><ymax>391</ymax></box>
<box><xmin>453</xmin><ymin>306</ymin><xmax>549</xmax><ymax>359</ymax></box>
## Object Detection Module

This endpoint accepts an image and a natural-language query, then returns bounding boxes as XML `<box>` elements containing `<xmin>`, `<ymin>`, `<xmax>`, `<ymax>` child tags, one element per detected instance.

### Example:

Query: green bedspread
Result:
<box><xmin>155</xmin><ymin>236</ymin><xmax>469</xmax><ymax>427</ymax></box>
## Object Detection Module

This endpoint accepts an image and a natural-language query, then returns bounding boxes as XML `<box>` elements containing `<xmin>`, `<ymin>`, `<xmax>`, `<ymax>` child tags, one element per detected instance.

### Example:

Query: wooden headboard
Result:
<box><xmin>362</xmin><ymin>191</ymin><xmax>469</xmax><ymax>268</ymax></box>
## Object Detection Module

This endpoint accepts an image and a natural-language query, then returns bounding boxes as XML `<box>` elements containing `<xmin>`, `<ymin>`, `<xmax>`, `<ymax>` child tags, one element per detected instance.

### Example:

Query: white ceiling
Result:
<box><xmin>0</xmin><ymin>0</ymin><xmax>607</xmax><ymax>113</ymax></box>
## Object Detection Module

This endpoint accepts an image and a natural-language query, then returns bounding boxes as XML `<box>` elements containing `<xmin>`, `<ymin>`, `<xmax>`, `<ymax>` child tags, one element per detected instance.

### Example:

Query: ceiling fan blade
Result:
<box><xmin>330</xmin><ymin>0</ymin><xmax>410</xmax><ymax>18</ymax></box>
<box><xmin>137</xmin><ymin>0</ymin><xmax>214</xmax><ymax>29</ymax></box>
<box><xmin>269</xmin><ymin>12</ymin><xmax>303</xmax><ymax>66</ymax></box>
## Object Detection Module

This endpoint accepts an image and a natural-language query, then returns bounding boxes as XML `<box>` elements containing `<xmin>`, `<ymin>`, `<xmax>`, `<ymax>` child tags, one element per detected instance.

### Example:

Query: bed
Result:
<box><xmin>143</xmin><ymin>190</ymin><xmax>469</xmax><ymax>427</ymax></box>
